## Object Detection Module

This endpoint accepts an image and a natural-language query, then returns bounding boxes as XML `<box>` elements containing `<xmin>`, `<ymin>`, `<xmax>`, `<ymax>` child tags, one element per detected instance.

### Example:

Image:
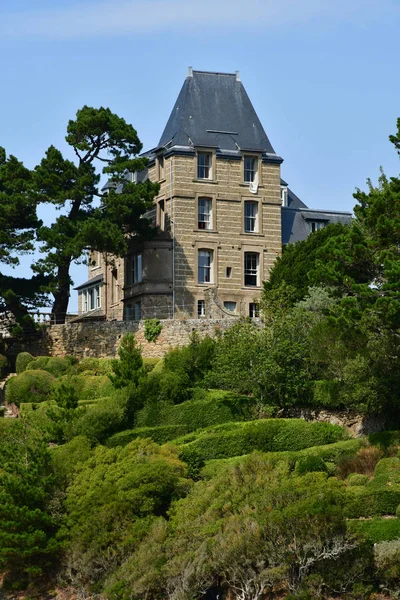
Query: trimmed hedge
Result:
<box><xmin>106</xmin><ymin>425</ymin><xmax>190</xmax><ymax>448</ymax></box>
<box><xmin>201</xmin><ymin>439</ymin><xmax>364</xmax><ymax>479</ymax></box>
<box><xmin>178</xmin><ymin>418</ymin><xmax>349</xmax><ymax>466</ymax></box>
<box><xmin>135</xmin><ymin>389</ymin><xmax>257</xmax><ymax>430</ymax></box>
<box><xmin>143</xmin><ymin>358</ymin><xmax>161</xmax><ymax>374</ymax></box>
<box><xmin>28</xmin><ymin>356</ymin><xmax>50</xmax><ymax>370</ymax></box>
<box><xmin>72</xmin><ymin>358</ymin><xmax>114</xmax><ymax>376</ymax></box>
<box><xmin>5</xmin><ymin>369</ymin><xmax>56</xmax><ymax>406</ymax></box>
<box><xmin>347</xmin><ymin>473</ymin><xmax>369</xmax><ymax>486</ymax></box>
<box><xmin>369</xmin><ymin>430</ymin><xmax>400</xmax><ymax>451</ymax></box>
<box><xmin>15</xmin><ymin>352</ymin><xmax>34</xmax><ymax>374</ymax></box>
<box><xmin>74</xmin><ymin>374</ymin><xmax>114</xmax><ymax>400</ymax></box>
<box><xmin>347</xmin><ymin>517</ymin><xmax>400</xmax><ymax>544</ymax></box>
<box><xmin>345</xmin><ymin>486</ymin><xmax>400</xmax><ymax>518</ymax></box>
<box><xmin>371</xmin><ymin>458</ymin><xmax>400</xmax><ymax>487</ymax></box>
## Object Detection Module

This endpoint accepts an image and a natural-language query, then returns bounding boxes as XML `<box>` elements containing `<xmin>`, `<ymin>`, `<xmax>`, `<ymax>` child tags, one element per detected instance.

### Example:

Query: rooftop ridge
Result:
<box><xmin>192</xmin><ymin>69</ymin><xmax>237</xmax><ymax>76</ymax></box>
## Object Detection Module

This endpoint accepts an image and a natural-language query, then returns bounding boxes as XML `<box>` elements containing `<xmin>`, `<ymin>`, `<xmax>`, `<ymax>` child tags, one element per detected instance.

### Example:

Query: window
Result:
<box><xmin>131</xmin><ymin>254</ymin><xmax>143</xmax><ymax>285</ymax></box>
<box><xmin>91</xmin><ymin>251</ymin><xmax>101</xmax><ymax>269</ymax></box>
<box><xmin>226</xmin><ymin>266</ymin><xmax>232</xmax><ymax>278</ymax></box>
<box><xmin>197</xmin><ymin>152</ymin><xmax>212</xmax><ymax>179</ymax></box>
<box><xmin>198</xmin><ymin>249</ymin><xmax>213</xmax><ymax>284</ymax></box>
<box><xmin>95</xmin><ymin>285</ymin><xmax>100</xmax><ymax>308</ymax></box>
<box><xmin>158</xmin><ymin>156</ymin><xmax>165</xmax><ymax>180</ymax></box>
<box><xmin>111</xmin><ymin>269</ymin><xmax>118</xmax><ymax>304</ymax></box>
<box><xmin>249</xmin><ymin>302</ymin><xmax>259</xmax><ymax>318</ymax></box>
<box><xmin>158</xmin><ymin>200</ymin><xmax>165</xmax><ymax>231</ymax></box>
<box><xmin>224</xmin><ymin>301</ymin><xmax>237</xmax><ymax>313</ymax></box>
<box><xmin>309</xmin><ymin>221</ymin><xmax>326</xmax><ymax>233</ymax></box>
<box><xmin>244</xmin><ymin>252</ymin><xmax>259</xmax><ymax>287</ymax></box>
<box><xmin>244</xmin><ymin>201</ymin><xmax>258</xmax><ymax>233</ymax></box>
<box><xmin>198</xmin><ymin>197</ymin><xmax>212</xmax><ymax>229</ymax></box>
<box><xmin>83</xmin><ymin>284</ymin><xmax>101</xmax><ymax>313</ymax></box>
<box><xmin>197</xmin><ymin>299</ymin><xmax>205</xmax><ymax>318</ymax></box>
<box><xmin>281</xmin><ymin>186</ymin><xmax>288</xmax><ymax>207</ymax></box>
<box><xmin>244</xmin><ymin>156</ymin><xmax>257</xmax><ymax>183</ymax></box>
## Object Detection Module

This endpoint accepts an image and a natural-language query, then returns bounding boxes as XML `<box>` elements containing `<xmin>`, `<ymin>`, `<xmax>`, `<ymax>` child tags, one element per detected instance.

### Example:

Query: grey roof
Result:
<box><xmin>157</xmin><ymin>70</ymin><xmax>281</xmax><ymax>160</ymax></box>
<box><xmin>287</xmin><ymin>187</ymin><xmax>308</xmax><ymax>209</ymax></box>
<box><xmin>74</xmin><ymin>274</ymin><xmax>103</xmax><ymax>291</ymax></box>
<box><xmin>282</xmin><ymin>208</ymin><xmax>352</xmax><ymax>245</ymax></box>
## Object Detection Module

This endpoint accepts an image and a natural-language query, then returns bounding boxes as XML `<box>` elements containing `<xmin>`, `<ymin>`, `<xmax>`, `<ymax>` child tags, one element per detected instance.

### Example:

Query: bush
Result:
<box><xmin>28</xmin><ymin>356</ymin><xmax>50</xmax><ymax>371</ymax></box>
<box><xmin>71</xmin><ymin>357</ymin><xmax>113</xmax><ymax>375</ymax></box>
<box><xmin>144</xmin><ymin>318</ymin><xmax>163</xmax><ymax>342</ymax></box>
<box><xmin>348</xmin><ymin>517</ymin><xmax>400</xmax><ymax>543</ymax></box>
<box><xmin>369</xmin><ymin>430</ymin><xmax>400</xmax><ymax>451</ymax></box>
<box><xmin>346</xmin><ymin>473</ymin><xmax>369</xmax><ymax>486</ymax></box>
<box><xmin>15</xmin><ymin>352</ymin><xmax>34</xmax><ymax>374</ymax></box>
<box><xmin>201</xmin><ymin>439</ymin><xmax>364</xmax><ymax>479</ymax></box>
<box><xmin>42</xmin><ymin>357</ymin><xmax>71</xmax><ymax>378</ymax></box>
<box><xmin>74</xmin><ymin>374</ymin><xmax>114</xmax><ymax>400</ymax></box>
<box><xmin>374</xmin><ymin>539</ymin><xmax>400</xmax><ymax>584</ymax></box>
<box><xmin>51</xmin><ymin>435</ymin><xmax>93</xmax><ymax>481</ymax></box>
<box><xmin>178</xmin><ymin>419</ymin><xmax>348</xmax><ymax>466</ymax></box>
<box><xmin>106</xmin><ymin>425</ymin><xmax>190</xmax><ymax>448</ymax></box>
<box><xmin>5</xmin><ymin>369</ymin><xmax>56</xmax><ymax>406</ymax></box>
<box><xmin>143</xmin><ymin>358</ymin><xmax>161</xmax><ymax>373</ymax></box>
<box><xmin>336</xmin><ymin>446</ymin><xmax>384</xmax><ymax>479</ymax></box>
<box><xmin>0</xmin><ymin>354</ymin><xmax>8</xmax><ymax>378</ymax></box>
<box><xmin>135</xmin><ymin>389</ymin><xmax>257</xmax><ymax>430</ymax></box>
<box><xmin>313</xmin><ymin>379</ymin><xmax>341</xmax><ymax>408</ymax></box>
<box><xmin>371</xmin><ymin>457</ymin><xmax>400</xmax><ymax>486</ymax></box>
<box><xmin>345</xmin><ymin>486</ymin><xmax>400</xmax><ymax>518</ymax></box>
<box><xmin>294</xmin><ymin>455</ymin><xmax>327</xmax><ymax>475</ymax></box>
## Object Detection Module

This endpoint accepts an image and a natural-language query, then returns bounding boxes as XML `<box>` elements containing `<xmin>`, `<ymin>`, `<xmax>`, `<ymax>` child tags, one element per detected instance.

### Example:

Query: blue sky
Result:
<box><xmin>1</xmin><ymin>0</ymin><xmax>399</xmax><ymax>312</ymax></box>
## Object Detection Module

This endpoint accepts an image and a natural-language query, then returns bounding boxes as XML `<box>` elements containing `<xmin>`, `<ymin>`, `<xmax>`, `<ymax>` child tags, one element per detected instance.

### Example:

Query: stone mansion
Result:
<box><xmin>75</xmin><ymin>69</ymin><xmax>351</xmax><ymax>321</ymax></box>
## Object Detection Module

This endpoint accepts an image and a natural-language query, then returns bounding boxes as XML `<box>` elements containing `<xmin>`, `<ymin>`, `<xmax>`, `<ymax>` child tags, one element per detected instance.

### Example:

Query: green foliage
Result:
<box><xmin>346</xmin><ymin>473</ymin><xmax>369</xmax><ymax>486</ymax></box>
<box><xmin>371</xmin><ymin>457</ymin><xmax>400</xmax><ymax>487</ymax></box>
<box><xmin>135</xmin><ymin>389</ymin><xmax>257</xmax><ymax>430</ymax></box>
<box><xmin>15</xmin><ymin>351</ymin><xmax>34</xmax><ymax>374</ymax></box>
<box><xmin>71</xmin><ymin>357</ymin><xmax>113</xmax><ymax>375</ymax></box>
<box><xmin>0</xmin><ymin>421</ymin><xmax>60</xmax><ymax>587</ymax></box>
<box><xmin>347</xmin><ymin>517</ymin><xmax>400</xmax><ymax>543</ymax></box>
<box><xmin>178</xmin><ymin>419</ymin><xmax>347</xmax><ymax>470</ymax></box>
<box><xmin>374</xmin><ymin>539</ymin><xmax>400</xmax><ymax>589</ymax></box>
<box><xmin>51</xmin><ymin>380</ymin><xmax>79</xmax><ymax>410</ymax></box>
<box><xmin>64</xmin><ymin>438</ymin><xmax>189</xmax><ymax>587</ymax></box>
<box><xmin>144</xmin><ymin>318</ymin><xmax>163</xmax><ymax>342</ymax></box>
<box><xmin>106</xmin><ymin>425</ymin><xmax>190</xmax><ymax>448</ymax></box>
<box><xmin>345</xmin><ymin>486</ymin><xmax>400</xmax><ymax>518</ymax></box>
<box><xmin>0</xmin><ymin>353</ymin><xmax>8</xmax><ymax>377</ymax></box>
<box><xmin>51</xmin><ymin>435</ymin><xmax>92</xmax><ymax>482</ymax></box>
<box><xmin>73</xmin><ymin>373</ymin><xmax>114</xmax><ymax>400</ymax></box>
<box><xmin>163</xmin><ymin>332</ymin><xmax>216</xmax><ymax>385</ymax></box>
<box><xmin>143</xmin><ymin>357</ymin><xmax>161</xmax><ymax>373</ymax></box>
<box><xmin>294</xmin><ymin>454</ymin><xmax>327</xmax><ymax>475</ymax></box>
<box><xmin>28</xmin><ymin>356</ymin><xmax>50</xmax><ymax>370</ymax></box>
<box><xmin>369</xmin><ymin>430</ymin><xmax>400</xmax><ymax>450</ymax></box>
<box><xmin>109</xmin><ymin>333</ymin><xmax>144</xmax><ymax>389</ymax></box>
<box><xmin>313</xmin><ymin>379</ymin><xmax>341</xmax><ymax>408</ymax></box>
<box><xmin>5</xmin><ymin>369</ymin><xmax>56</xmax><ymax>406</ymax></box>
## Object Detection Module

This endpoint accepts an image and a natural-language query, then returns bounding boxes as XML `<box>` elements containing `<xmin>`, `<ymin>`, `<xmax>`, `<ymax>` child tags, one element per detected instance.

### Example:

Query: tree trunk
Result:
<box><xmin>51</xmin><ymin>261</ymin><xmax>72</xmax><ymax>324</ymax></box>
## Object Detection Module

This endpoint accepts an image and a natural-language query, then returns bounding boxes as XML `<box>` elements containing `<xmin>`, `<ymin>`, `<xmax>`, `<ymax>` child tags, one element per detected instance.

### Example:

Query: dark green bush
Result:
<box><xmin>71</xmin><ymin>357</ymin><xmax>113</xmax><ymax>375</ymax></box>
<box><xmin>42</xmin><ymin>357</ymin><xmax>71</xmax><ymax>377</ymax></box>
<box><xmin>369</xmin><ymin>430</ymin><xmax>400</xmax><ymax>450</ymax></box>
<box><xmin>135</xmin><ymin>389</ymin><xmax>257</xmax><ymax>430</ymax></box>
<box><xmin>371</xmin><ymin>458</ymin><xmax>400</xmax><ymax>487</ymax></box>
<box><xmin>106</xmin><ymin>425</ymin><xmax>190</xmax><ymax>448</ymax></box>
<box><xmin>143</xmin><ymin>357</ymin><xmax>161</xmax><ymax>373</ymax></box>
<box><xmin>345</xmin><ymin>486</ymin><xmax>400</xmax><ymax>518</ymax></box>
<box><xmin>0</xmin><ymin>354</ymin><xmax>8</xmax><ymax>378</ymax></box>
<box><xmin>178</xmin><ymin>419</ymin><xmax>348</xmax><ymax>465</ymax></box>
<box><xmin>201</xmin><ymin>439</ymin><xmax>364</xmax><ymax>479</ymax></box>
<box><xmin>313</xmin><ymin>379</ymin><xmax>341</xmax><ymax>408</ymax></box>
<box><xmin>51</xmin><ymin>435</ymin><xmax>93</xmax><ymax>481</ymax></box>
<box><xmin>294</xmin><ymin>454</ymin><xmax>327</xmax><ymax>475</ymax></box>
<box><xmin>5</xmin><ymin>369</ymin><xmax>56</xmax><ymax>406</ymax></box>
<box><xmin>74</xmin><ymin>374</ymin><xmax>114</xmax><ymax>400</ymax></box>
<box><xmin>15</xmin><ymin>352</ymin><xmax>34</xmax><ymax>374</ymax></box>
<box><xmin>347</xmin><ymin>473</ymin><xmax>369</xmax><ymax>486</ymax></box>
<box><xmin>347</xmin><ymin>517</ymin><xmax>400</xmax><ymax>543</ymax></box>
<box><xmin>28</xmin><ymin>356</ymin><xmax>50</xmax><ymax>371</ymax></box>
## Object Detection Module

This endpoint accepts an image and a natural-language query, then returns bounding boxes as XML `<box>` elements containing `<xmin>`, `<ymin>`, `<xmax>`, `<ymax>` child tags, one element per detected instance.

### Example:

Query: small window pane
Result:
<box><xmin>224</xmin><ymin>301</ymin><xmax>237</xmax><ymax>312</ymax></box>
<box><xmin>244</xmin><ymin>252</ymin><xmax>259</xmax><ymax>287</ymax></box>
<box><xmin>198</xmin><ymin>198</ymin><xmax>212</xmax><ymax>230</ymax></box>
<box><xmin>244</xmin><ymin>157</ymin><xmax>256</xmax><ymax>183</ymax></box>
<box><xmin>197</xmin><ymin>299</ymin><xmax>205</xmax><ymax>317</ymax></box>
<box><xmin>244</xmin><ymin>201</ymin><xmax>258</xmax><ymax>232</ymax></box>
<box><xmin>310</xmin><ymin>221</ymin><xmax>325</xmax><ymax>233</ymax></box>
<box><xmin>198</xmin><ymin>250</ymin><xmax>213</xmax><ymax>284</ymax></box>
<box><xmin>198</xmin><ymin>153</ymin><xmax>211</xmax><ymax>179</ymax></box>
<box><xmin>249</xmin><ymin>302</ymin><xmax>259</xmax><ymax>318</ymax></box>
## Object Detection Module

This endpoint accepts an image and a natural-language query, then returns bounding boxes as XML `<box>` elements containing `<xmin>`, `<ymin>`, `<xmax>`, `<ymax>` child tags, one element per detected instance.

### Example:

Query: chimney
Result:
<box><xmin>187</xmin><ymin>66</ymin><xmax>193</xmax><ymax>78</ymax></box>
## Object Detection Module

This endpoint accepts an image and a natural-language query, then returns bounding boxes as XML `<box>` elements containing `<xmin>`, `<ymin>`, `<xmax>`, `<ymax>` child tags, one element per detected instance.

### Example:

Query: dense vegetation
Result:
<box><xmin>0</xmin><ymin>120</ymin><xmax>399</xmax><ymax>599</ymax></box>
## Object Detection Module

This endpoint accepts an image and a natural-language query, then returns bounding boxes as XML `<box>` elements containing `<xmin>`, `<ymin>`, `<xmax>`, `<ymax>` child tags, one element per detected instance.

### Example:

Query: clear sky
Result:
<box><xmin>1</xmin><ymin>0</ymin><xmax>399</xmax><ymax>312</ymax></box>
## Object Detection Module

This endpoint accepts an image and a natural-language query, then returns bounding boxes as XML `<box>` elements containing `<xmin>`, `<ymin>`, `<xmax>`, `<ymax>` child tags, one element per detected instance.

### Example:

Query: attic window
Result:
<box><xmin>197</xmin><ymin>152</ymin><xmax>212</xmax><ymax>179</ymax></box>
<box><xmin>309</xmin><ymin>221</ymin><xmax>326</xmax><ymax>233</ymax></box>
<box><xmin>244</xmin><ymin>156</ymin><xmax>257</xmax><ymax>183</ymax></box>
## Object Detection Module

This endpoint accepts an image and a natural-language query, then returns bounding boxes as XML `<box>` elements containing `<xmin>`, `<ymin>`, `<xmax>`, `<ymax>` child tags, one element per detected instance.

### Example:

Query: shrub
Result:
<box><xmin>348</xmin><ymin>517</ymin><xmax>400</xmax><ymax>543</ymax></box>
<box><xmin>15</xmin><ymin>352</ymin><xmax>34</xmax><ymax>374</ymax></box>
<box><xmin>294</xmin><ymin>455</ymin><xmax>327</xmax><ymax>475</ymax></box>
<box><xmin>369</xmin><ymin>430</ymin><xmax>400</xmax><ymax>451</ymax></box>
<box><xmin>336</xmin><ymin>446</ymin><xmax>384</xmax><ymax>479</ymax></box>
<box><xmin>313</xmin><ymin>379</ymin><xmax>341</xmax><ymax>408</ymax></box>
<box><xmin>201</xmin><ymin>439</ymin><xmax>364</xmax><ymax>479</ymax></box>
<box><xmin>374</xmin><ymin>539</ymin><xmax>400</xmax><ymax>584</ymax></box>
<box><xmin>71</xmin><ymin>357</ymin><xmax>113</xmax><ymax>375</ymax></box>
<box><xmin>346</xmin><ymin>473</ymin><xmax>369</xmax><ymax>486</ymax></box>
<box><xmin>371</xmin><ymin>457</ymin><xmax>400</xmax><ymax>486</ymax></box>
<box><xmin>28</xmin><ymin>356</ymin><xmax>50</xmax><ymax>370</ymax></box>
<box><xmin>143</xmin><ymin>358</ymin><xmax>161</xmax><ymax>373</ymax></box>
<box><xmin>345</xmin><ymin>486</ymin><xmax>400</xmax><ymax>518</ymax></box>
<box><xmin>51</xmin><ymin>435</ymin><xmax>93</xmax><ymax>482</ymax></box>
<box><xmin>178</xmin><ymin>419</ymin><xmax>348</xmax><ymax>466</ymax></box>
<box><xmin>144</xmin><ymin>318</ymin><xmax>163</xmax><ymax>342</ymax></box>
<box><xmin>0</xmin><ymin>354</ymin><xmax>8</xmax><ymax>378</ymax></box>
<box><xmin>74</xmin><ymin>374</ymin><xmax>114</xmax><ymax>400</ymax></box>
<box><xmin>42</xmin><ymin>356</ymin><xmax>71</xmax><ymax>378</ymax></box>
<box><xmin>110</xmin><ymin>333</ymin><xmax>144</xmax><ymax>389</ymax></box>
<box><xmin>5</xmin><ymin>369</ymin><xmax>56</xmax><ymax>406</ymax></box>
<box><xmin>135</xmin><ymin>389</ymin><xmax>257</xmax><ymax>430</ymax></box>
<box><xmin>106</xmin><ymin>425</ymin><xmax>190</xmax><ymax>448</ymax></box>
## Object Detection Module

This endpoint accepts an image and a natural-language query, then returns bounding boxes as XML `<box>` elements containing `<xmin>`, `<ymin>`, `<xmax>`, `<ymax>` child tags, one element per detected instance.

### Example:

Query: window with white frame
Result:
<box><xmin>244</xmin><ymin>201</ymin><xmax>258</xmax><ymax>233</ymax></box>
<box><xmin>82</xmin><ymin>284</ymin><xmax>101</xmax><ymax>313</ymax></box>
<box><xmin>131</xmin><ymin>254</ymin><xmax>143</xmax><ymax>285</ymax></box>
<box><xmin>309</xmin><ymin>221</ymin><xmax>326</xmax><ymax>233</ymax></box>
<box><xmin>249</xmin><ymin>302</ymin><xmax>259</xmax><ymax>318</ymax></box>
<box><xmin>198</xmin><ymin>249</ymin><xmax>213</xmax><ymax>284</ymax></box>
<box><xmin>224</xmin><ymin>301</ymin><xmax>237</xmax><ymax>313</ymax></box>
<box><xmin>197</xmin><ymin>299</ymin><xmax>205</xmax><ymax>318</ymax></box>
<box><xmin>198</xmin><ymin>197</ymin><xmax>212</xmax><ymax>230</ymax></box>
<box><xmin>197</xmin><ymin>152</ymin><xmax>212</xmax><ymax>179</ymax></box>
<box><xmin>281</xmin><ymin>186</ymin><xmax>288</xmax><ymax>206</ymax></box>
<box><xmin>244</xmin><ymin>156</ymin><xmax>258</xmax><ymax>183</ymax></box>
<box><xmin>244</xmin><ymin>252</ymin><xmax>259</xmax><ymax>287</ymax></box>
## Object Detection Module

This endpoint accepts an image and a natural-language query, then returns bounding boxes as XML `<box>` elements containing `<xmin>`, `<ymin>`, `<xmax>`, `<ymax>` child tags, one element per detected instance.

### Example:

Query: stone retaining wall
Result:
<box><xmin>6</xmin><ymin>318</ymin><xmax>243</xmax><ymax>360</ymax></box>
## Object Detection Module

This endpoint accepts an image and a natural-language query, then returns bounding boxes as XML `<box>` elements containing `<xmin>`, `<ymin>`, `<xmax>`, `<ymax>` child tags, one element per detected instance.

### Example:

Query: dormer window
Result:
<box><xmin>309</xmin><ymin>221</ymin><xmax>326</xmax><ymax>233</ymax></box>
<box><xmin>281</xmin><ymin>186</ymin><xmax>288</xmax><ymax>207</ymax></box>
<box><xmin>244</xmin><ymin>156</ymin><xmax>258</xmax><ymax>183</ymax></box>
<box><xmin>197</xmin><ymin>152</ymin><xmax>212</xmax><ymax>179</ymax></box>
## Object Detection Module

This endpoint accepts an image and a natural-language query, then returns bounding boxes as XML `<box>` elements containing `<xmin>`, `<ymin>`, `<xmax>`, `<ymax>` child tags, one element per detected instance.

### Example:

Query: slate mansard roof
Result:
<box><xmin>156</xmin><ymin>69</ymin><xmax>282</xmax><ymax>163</ymax></box>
